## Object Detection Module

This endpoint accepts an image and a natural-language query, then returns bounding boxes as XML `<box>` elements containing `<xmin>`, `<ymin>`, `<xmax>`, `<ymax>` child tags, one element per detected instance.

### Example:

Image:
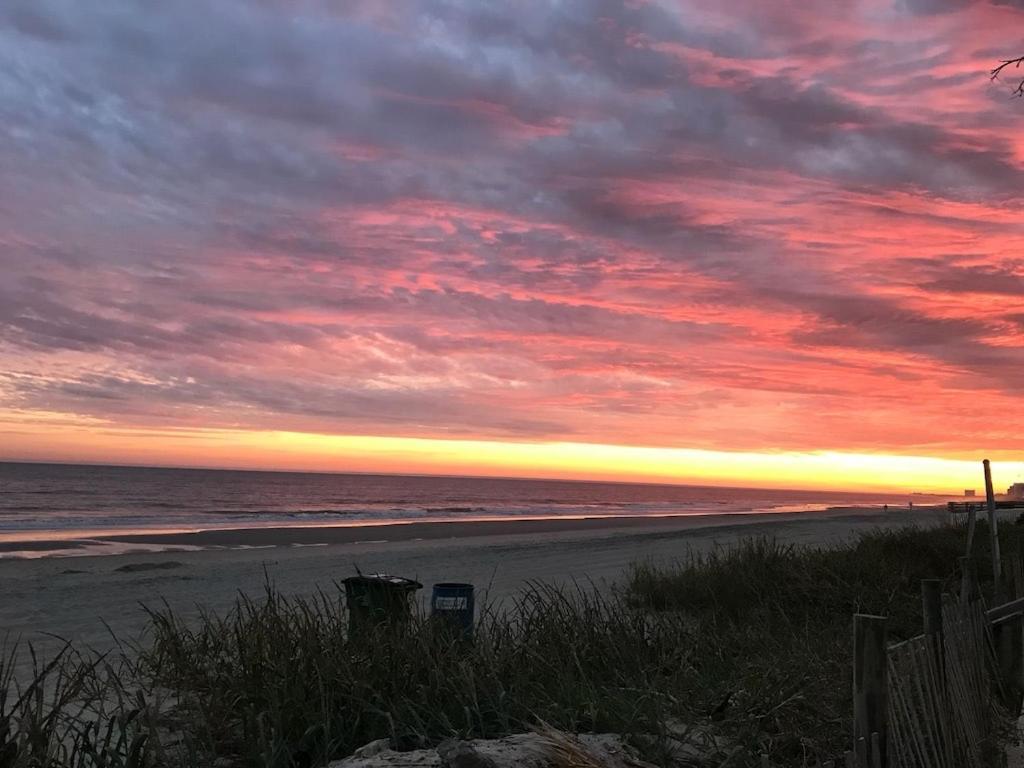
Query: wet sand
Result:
<box><xmin>0</xmin><ymin>511</ymin><xmax>856</xmax><ymax>553</ymax></box>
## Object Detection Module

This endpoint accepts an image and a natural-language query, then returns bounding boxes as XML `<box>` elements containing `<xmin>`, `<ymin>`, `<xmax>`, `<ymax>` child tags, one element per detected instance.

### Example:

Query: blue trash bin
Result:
<box><xmin>431</xmin><ymin>583</ymin><xmax>474</xmax><ymax>639</ymax></box>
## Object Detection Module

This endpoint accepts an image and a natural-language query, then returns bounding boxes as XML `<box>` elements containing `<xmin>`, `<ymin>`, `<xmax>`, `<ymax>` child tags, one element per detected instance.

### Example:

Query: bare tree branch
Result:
<box><xmin>991</xmin><ymin>56</ymin><xmax>1024</xmax><ymax>97</ymax></box>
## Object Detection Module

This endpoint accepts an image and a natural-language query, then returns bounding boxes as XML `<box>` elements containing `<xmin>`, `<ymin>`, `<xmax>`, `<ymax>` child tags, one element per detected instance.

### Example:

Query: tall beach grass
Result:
<box><xmin>0</xmin><ymin>642</ymin><xmax>154</xmax><ymax>767</ymax></box>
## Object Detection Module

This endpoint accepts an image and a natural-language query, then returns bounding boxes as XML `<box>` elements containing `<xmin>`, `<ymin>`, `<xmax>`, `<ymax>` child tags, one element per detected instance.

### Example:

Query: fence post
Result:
<box><xmin>1010</xmin><ymin>547</ymin><xmax>1024</xmax><ymax>601</ymax></box>
<box><xmin>993</xmin><ymin>611</ymin><xmax>1024</xmax><ymax>716</ymax></box>
<box><xmin>965</xmin><ymin>504</ymin><xmax>977</xmax><ymax>558</ymax></box>
<box><xmin>959</xmin><ymin>556</ymin><xmax>979</xmax><ymax>605</ymax></box>
<box><xmin>854</xmin><ymin>614</ymin><xmax>888</xmax><ymax>768</ymax></box>
<box><xmin>870</xmin><ymin>732</ymin><xmax>882</xmax><ymax>768</ymax></box>
<box><xmin>984</xmin><ymin>459</ymin><xmax>1002</xmax><ymax>589</ymax></box>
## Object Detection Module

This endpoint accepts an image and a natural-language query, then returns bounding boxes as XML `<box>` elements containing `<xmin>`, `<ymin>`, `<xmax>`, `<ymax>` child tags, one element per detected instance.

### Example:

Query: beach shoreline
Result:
<box><xmin>0</xmin><ymin>502</ymin><xmax>942</xmax><ymax>557</ymax></box>
<box><xmin>0</xmin><ymin>504</ymin><xmax>956</xmax><ymax>672</ymax></box>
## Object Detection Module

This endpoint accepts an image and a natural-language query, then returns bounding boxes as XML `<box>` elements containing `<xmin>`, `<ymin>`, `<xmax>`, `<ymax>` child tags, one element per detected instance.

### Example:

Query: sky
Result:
<box><xmin>2</xmin><ymin>0</ymin><xmax>1024</xmax><ymax>492</ymax></box>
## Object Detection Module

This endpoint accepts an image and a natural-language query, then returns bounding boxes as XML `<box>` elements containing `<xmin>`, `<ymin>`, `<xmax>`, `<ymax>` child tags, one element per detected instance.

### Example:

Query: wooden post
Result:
<box><xmin>1010</xmin><ymin>547</ymin><xmax>1023</xmax><ymax>601</ymax></box>
<box><xmin>984</xmin><ymin>459</ymin><xmax>1002</xmax><ymax>587</ymax></box>
<box><xmin>1011</xmin><ymin>610</ymin><xmax>1019</xmax><ymax>720</ymax></box>
<box><xmin>959</xmin><ymin>556</ymin><xmax>979</xmax><ymax>604</ymax></box>
<box><xmin>994</xmin><ymin>538</ymin><xmax>1024</xmax><ymax>713</ymax></box>
<box><xmin>1009</xmin><ymin>610</ymin><xmax>1023</xmax><ymax>716</ymax></box>
<box><xmin>855</xmin><ymin>737</ymin><xmax>867</xmax><ymax>768</ymax></box>
<box><xmin>854</xmin><ymin>614</ymin><xmax>888</xmax><ymax>768</ymax></box>
<box><xmin>992</xmin><ymin>611</ymin><xmax>1024</xmax><ymax>716</ymax></box>
<box><xmin>964</xmin><ymin>504</ymin><xmax>977</xmax><ymax>558</ymax></box>
<box><xmin>870</xmin><ymin>733</ymin><xmax>882</xmax><ymax>768</ymax></box>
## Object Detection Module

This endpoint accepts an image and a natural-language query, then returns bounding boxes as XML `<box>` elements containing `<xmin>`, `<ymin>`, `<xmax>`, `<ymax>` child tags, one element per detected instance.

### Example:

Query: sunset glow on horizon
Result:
<box><xmin>3</xmin><ymin>1</ymin><xmax>1024</xmax><ymax>491</ymax></box>
<box><xmin>2</xmin><ymin>421</ymin><xmax>1020</xmax><ymax>494</ymax></box>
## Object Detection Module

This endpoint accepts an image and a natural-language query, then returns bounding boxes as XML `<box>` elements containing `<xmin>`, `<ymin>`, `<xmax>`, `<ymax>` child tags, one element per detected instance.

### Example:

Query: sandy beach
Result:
<box><xmin>0</xmin><ymin>504</ymin><xmax>950</xmax><ymax>667</ymax></box>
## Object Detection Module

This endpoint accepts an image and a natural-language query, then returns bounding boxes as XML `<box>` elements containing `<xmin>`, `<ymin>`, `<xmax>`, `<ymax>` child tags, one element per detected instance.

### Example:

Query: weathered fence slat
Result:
<box><xmin>984</xmin><ymin>459</ymin><xmax>1002</xmax><ymax>588</ymax></box>
<box><xmin>854</xmin><ymin>614</ymin><xmax>888</xmax><ymax>767</ymax></box>
<box><xmin>855</xmin><ymin>736</ymin><xmax>868</xmax><ymax>768</ymax></box>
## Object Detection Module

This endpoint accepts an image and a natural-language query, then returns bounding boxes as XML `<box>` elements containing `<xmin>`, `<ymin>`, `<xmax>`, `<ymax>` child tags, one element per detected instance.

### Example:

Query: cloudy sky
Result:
<box><xmin>2</xmin><ymin>0</ymin><xmax>1024</xmax><ymax>488</ymax></box>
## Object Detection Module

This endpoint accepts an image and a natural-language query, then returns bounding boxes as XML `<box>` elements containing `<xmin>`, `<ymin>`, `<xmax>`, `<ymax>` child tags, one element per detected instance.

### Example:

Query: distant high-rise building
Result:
<box><xmin>1007</xmin><ymin>483</ymin><xmax>1024</xmax><ymax>500</ymax></box>
<box><xmin>965</xmin><ymin>489</ymin><xmax>976</xmax><ymax>497</ymax></box>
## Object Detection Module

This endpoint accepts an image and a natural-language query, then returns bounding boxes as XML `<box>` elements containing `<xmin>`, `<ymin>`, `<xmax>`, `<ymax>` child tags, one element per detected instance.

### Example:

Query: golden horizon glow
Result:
<box><xmin>1</xmin><ymin>418</ymin><xmax>1017</xmax><ymax>494</ymax></box>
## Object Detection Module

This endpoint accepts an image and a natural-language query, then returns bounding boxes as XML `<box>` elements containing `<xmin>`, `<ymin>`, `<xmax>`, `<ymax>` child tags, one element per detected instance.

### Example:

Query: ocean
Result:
<box><xmin>0</xmin><ymin>462</ymin><xmax>935</xmax><ymax>559</ymax></box>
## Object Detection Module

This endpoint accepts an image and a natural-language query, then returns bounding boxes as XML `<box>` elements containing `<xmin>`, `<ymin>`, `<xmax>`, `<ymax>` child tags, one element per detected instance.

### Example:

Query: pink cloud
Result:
<box><xmin>2</xmin><ymin>0</ymin><xmax>1024</xmax><ymax>463</ymax></box>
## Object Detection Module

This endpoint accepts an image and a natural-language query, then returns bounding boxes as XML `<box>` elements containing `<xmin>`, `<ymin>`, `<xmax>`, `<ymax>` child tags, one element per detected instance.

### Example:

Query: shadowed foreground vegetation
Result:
<box><xmin>0</xmin><ymin>521</ymin><xmax>1014</xmax><ymax>767</ymax></box>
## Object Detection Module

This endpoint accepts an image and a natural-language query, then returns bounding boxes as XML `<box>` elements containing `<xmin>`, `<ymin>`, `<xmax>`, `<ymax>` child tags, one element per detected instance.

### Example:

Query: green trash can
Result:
<box><xmin>343</xmin><ymin>574</ymin><xmax>422</xmax><ymax>636</ymax></box>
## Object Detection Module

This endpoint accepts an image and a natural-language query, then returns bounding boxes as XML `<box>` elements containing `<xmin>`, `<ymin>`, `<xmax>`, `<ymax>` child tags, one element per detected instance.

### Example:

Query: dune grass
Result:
<box><xmin>626</xmin><ymin>524</ymin><xmax>990</xmax><ymax>763</ymax></box>
<box><xmin>139</xmin><ymin>582</ymin><xmax>697</xmax><ymax>766</ymax></box>
<box><xmin>0</xmin><ymin>520</ymin><xmax>1015</xmax><ymax>767</ymax></box>
<box><xmin>0</xmin><ymin>642</ymin><xmax>154</xmax><ymax>768</ymax></box>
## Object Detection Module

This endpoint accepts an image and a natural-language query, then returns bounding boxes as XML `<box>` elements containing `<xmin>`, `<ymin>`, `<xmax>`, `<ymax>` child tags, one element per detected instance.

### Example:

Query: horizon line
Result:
<box><xmin>0</xmin><ymin>456</ymin><xmax>943</xmax><ymax>497</ymax></box>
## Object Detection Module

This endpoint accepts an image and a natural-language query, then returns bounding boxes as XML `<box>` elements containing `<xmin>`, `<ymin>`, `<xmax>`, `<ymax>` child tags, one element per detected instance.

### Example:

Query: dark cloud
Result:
<box><xmin>781</xmin><ymin>290</ymin><xmax>1024</xmax><ymax>391</ymax></box>
<box><xmin>785</xmin><ymin>291</ymin><xmax>995</xmax><ymax>349</ymax></box>
<box><xmin>923</xmin><ymin>265</ymin><xmax>1024</xmax><ymax>295</ymax></box>
<box><xmin>5</xmin><ymin>6</ymin><xmax>73</xmax><ymax>42</ymax></box>
<box><xmin>896</xmin><ymin>0</ymin><xmax>971</xmax><ymax>16</ymax></box>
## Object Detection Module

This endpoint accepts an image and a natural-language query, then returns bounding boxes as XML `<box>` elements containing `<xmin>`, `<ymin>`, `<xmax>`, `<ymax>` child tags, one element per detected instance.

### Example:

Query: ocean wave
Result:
<box><xmin>0</xmin><ymin>464</ymin><xmax>926</xmax><ymax>554</ymax></box>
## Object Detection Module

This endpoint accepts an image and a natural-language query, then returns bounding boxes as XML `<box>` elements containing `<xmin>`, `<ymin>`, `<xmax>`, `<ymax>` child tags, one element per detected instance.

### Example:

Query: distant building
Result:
<box><xmin>1007</xmin><ymin>483</ymin><xmax>1024</xmax><ymax>500</ymax></box>
<box><xmin>965</xmin><ymin>489</ymin><xmax>976</xmax><ymax>497</ymax></box>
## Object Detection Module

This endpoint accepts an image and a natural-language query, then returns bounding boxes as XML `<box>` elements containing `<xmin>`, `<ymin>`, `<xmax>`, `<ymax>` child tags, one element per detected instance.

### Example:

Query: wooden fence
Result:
<box><xmin>845</xmin><ymin>460</ymin><xmax>1024</xmax><ymax>768</ymax></box>
<box><xmin>798</xmin><ymin>459</ymin><xmax>1024</xmax><ymax>768</ymax></box>
<box><xmin>834</xmin><ymin>555</ymin><xmax>1022</xmax><ymax>766</ymax></box>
